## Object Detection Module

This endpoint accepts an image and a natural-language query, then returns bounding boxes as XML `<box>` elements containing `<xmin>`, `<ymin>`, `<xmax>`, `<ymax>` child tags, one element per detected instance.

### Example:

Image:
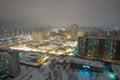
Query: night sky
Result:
<box><xmin>0</xmin><ymin>0</ymin><xmax>120</xmax><ymax>27</ymax></box>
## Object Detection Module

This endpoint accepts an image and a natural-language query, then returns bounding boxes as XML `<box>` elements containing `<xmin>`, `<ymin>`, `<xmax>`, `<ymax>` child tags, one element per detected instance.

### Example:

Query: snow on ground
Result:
<box><xmin>10</xmin><ymin>45</ymin><xmax>39</xmax><ymax>52</ymax></box>
<box><xmin>111</xmin><ymin>64</ymin><xmax>120</xmax><ymax>79</ymax></box>
<box><xmin>14</xmin><ymin>56</ymin><xmax>116</xmax><ymax>80</ymax></box>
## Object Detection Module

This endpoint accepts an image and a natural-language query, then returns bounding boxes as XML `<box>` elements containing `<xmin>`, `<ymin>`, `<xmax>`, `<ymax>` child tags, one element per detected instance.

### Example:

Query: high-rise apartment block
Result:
<box><xmin>77</xmin><ymin>37</ymin><xmax>120</xmax><ymax>60</ymax></box>
<box><xmin>66</xmin><ymin>24</ymin><xmax>79</xmax><ymax>38</ymax></box>
<box><xmin>0</xmin><ymin>48</ymin><xmax>20</xmax><ymax>78</ymax></box>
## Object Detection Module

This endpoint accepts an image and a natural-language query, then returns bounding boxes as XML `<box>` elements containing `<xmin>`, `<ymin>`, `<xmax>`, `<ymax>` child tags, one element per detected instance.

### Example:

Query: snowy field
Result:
<box><xmin>14</xmin><ymin>56</ymin><xmax>117</xmax><ymax>80</ymax></box>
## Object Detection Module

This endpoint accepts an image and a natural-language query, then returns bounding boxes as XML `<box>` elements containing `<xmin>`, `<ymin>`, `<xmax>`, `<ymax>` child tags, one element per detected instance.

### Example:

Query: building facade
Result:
<box><xmin>77</xmin><ymin>37</ymin><xmax>120</xmax><ymax>60</ymax></box>
<box><xmin>0</xmin><ymin>48</ymin><xmax>20</xmax><ymax>78</ymax></box>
